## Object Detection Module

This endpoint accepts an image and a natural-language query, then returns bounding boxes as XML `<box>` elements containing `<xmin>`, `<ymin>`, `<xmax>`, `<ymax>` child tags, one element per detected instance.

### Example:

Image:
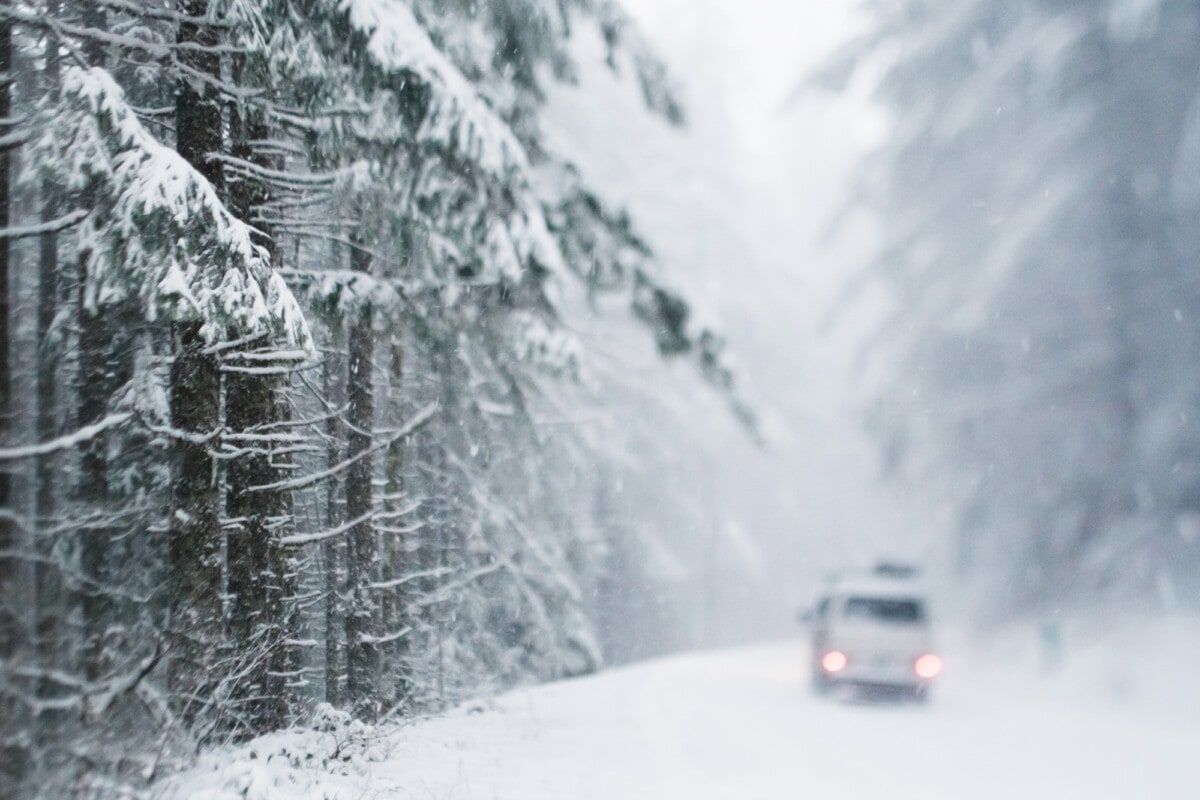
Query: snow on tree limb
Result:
<box><xmin>29</xmin><ymin>66</ymin><xmax>313</xmax><ymax>350</ymax></box>
<box><xmin>279</xmin><ymin>509</ymin><xmax>377</xmax><ymax>546</ymax></box>
<box><xmin>249</xmin><ymin>402</ymin><xmax>437</xmax><ymax>493</ymax></box>
<box><xmin>0</xmin><ymin>209</ymin><xmax>88</xmax><ymax>239</ymax></box>
<box><xmin>0</xmin><ymin>413</ymin><xmax>132</xmax><ymax>461</ymax></box>
<box><xmin>340</xmin><ymin>0</ymin><xmax>527</xmax><ymax>178</ymax></box>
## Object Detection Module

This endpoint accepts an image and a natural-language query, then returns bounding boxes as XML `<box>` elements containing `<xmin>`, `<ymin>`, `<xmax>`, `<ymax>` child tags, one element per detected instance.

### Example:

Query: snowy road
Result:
<box><xmin>379</xmin><ymin>640</ymin><xmax>1199</xmax><ymax>799</ymax></box>
<box><xmin>177</xmin><ymin>637</ymin><xmax>1200</xmax><ymax>799</ymax></box>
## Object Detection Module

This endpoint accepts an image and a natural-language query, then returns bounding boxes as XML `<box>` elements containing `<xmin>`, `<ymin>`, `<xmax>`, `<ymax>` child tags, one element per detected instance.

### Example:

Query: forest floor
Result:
<box><xmin>170</xmin><ymin>617</ymin><xmax>1200</xmax><ymax>800</ymax></box>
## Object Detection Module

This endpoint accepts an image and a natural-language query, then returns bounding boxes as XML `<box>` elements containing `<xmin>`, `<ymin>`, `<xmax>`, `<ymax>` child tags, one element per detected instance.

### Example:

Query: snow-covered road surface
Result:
<box><xmin>388</xmin><ymin>641</ymin><xmax>1196</xmax><ymax>799</ymax></box>
<box><xmin>177</xmin><ymin>637</ymin><xmax>1200</xmax><ymax>799</ymax></box>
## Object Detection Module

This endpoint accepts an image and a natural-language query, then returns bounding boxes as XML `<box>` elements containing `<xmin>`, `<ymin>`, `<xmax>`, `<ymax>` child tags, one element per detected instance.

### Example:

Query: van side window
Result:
<box><xmin>815</xmin><ymin>597</ymin><xmax>830</xmax><ymax>620</ymax></box>
<box><xmin>844</xmin><ymin>597</ymin><xmax>925</xmax><ymax>624</ymax></box>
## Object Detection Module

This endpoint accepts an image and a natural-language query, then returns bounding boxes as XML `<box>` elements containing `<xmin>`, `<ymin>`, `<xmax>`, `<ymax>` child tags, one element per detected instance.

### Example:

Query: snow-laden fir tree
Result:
<box><xmin>824</xmin><ymin>0</ymin><xmax>1200</xmax><ymax>618</ymax></box>
<box><xmin>0</xmin><ymin>1</ymin><xmax>755</xmax><ymax>795</ymax></box>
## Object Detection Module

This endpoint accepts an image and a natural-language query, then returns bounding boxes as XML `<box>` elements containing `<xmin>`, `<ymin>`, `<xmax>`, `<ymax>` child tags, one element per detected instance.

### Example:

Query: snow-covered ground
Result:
<box><xmin>170</xmin><ymin>620</ymin><xmax>1200</xmax><ymax>799</ymax></box>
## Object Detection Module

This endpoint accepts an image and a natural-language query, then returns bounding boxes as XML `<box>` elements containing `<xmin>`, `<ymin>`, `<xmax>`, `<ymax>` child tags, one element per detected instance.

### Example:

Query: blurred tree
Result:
<box><xmin>829</xmin><ymin>0</ymin><xmax>1200</xmax><ymax>617</ymax></box>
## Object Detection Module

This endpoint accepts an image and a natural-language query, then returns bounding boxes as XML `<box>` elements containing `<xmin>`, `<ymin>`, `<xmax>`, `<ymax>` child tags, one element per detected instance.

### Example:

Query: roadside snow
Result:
<box><xmin>166</xmin><ymin>630</ymin><xmax>1200</xmax><ymax>799</ymax></box>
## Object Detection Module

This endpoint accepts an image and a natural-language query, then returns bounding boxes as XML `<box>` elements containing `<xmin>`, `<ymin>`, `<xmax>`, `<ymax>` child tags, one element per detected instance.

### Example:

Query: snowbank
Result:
<box><xmin>165</xmin><ymin>628</ymin><xmax>1200</xmax><ymax>799</ymax></box>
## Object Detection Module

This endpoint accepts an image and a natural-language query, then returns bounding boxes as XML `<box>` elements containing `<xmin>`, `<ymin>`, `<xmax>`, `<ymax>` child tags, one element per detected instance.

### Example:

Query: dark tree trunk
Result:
<box><xmin>0</xmin><ymin>6</ymin><xmax>28</xmax><ymax>792</ymax></box>
<box><xmin>81</xmin><ymin>3</ymin><xmax>106</xmax><ymax>68</ymax></box>
<box><xmin>381</xmin><ymin>339</ymin><xmax>409</xmax><ymax>711</ymax></box>
<box><xmin>0</xmin><ymin>5</ymin><xmax>14</xmax><ymax>639</ymax></box>
<box><xmin>35</xmin><ymin>40</ymin><xmax>58</xmax><ymax>529</ymax></box>
<box><xmin>73</xmin><ymin>0</ymin><xmax>113</xmax><ymax>684</ymax></box>
<box><xmin>76</xmin><ymin>304</ymin><xmax>113</xmax><ymax>684</ymax></box>
<box><xmin>412</xmin><ymin>397</ymin><xmax>443</xmax><ymax>711</ymax></box>
<box><xmin>227</xmin><ymin>57</ymin><xmax>272</xmax><ymax>251</ymax></box>
<box><xmin>430</xmin><ymin>340</ymin><xmax>461</xmax><ymax>710</ymax></box>
<box><xmin>268</xmin><ymin>387</ymin><xmax>302</xmax><ymax>721</ymax></box>
<box><xmin>223</xmin><ymin>55</ymin><xmax>292</xmax><ymax>733</ymax></box>
<box><xmin>167</xmin><ymin>0</ymin><xmax>224</xmax><ymax>727</ymax></box>
<box><xmin>166</xmin><ymin>321</ymin><xmax>222</xmax><ymax>721</ymax></box>
<box><xmin>36</xmin><ymin>187</ymin><xmax>58</xmax><ymax>534</ymax></box>
<box><xmin>321</xmin><ymin>327</ymin><xmax>346</xmax><ymax>708</ymax></box>
<box><xmin>174</xmin><ymin>2</ymin><xmax>221</xmax><ymax>189</ymax></box>
<box><xmin>225</xmin><ymin>368</ymin><xmax>283</xmax><ymax>730</ymax></box>
<box><xmin>344</xmin><ymin>245</ymin><xmax>378</xmax><ymax>718</ymax></box>
<box><xmin>34</xmin><ymin>17</ymin><xmax>67</xmax><ymax>743</ymax></box>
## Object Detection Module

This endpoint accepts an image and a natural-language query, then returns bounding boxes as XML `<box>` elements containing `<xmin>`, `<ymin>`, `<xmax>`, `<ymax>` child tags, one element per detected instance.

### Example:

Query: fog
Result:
<box><xmin>560</xmin><ymin>0</ymin><xmax>927</xmax><ymax>645</ymax></box>
<box><xmin>598</xmin><ymin>0</ymin><xmax>1200</xmax><ymax>639</ymax></box>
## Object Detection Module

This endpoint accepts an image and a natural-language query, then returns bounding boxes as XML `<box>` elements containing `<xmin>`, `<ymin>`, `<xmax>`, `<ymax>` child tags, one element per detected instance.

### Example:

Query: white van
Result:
<box><xmin>807</xmin><ymin>573</ymin><xmax>941</xmax><ymax>701</ymax></box>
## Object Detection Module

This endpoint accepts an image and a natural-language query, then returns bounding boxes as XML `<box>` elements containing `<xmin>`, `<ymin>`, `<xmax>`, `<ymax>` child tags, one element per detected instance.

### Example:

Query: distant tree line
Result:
<box><xmin>0</xmin><ymin>1</ymin><xmax>751</xmax><ymax>797</ymax></box>
<box><xmin>828</xmin><ymin>0</ymin><xmax>1200</xmax><ymax>619</ymax></box>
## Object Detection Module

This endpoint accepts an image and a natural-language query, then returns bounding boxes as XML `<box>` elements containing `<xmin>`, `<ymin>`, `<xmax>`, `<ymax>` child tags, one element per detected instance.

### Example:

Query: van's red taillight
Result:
<box><xmin>821</xmin><ymin>650</ymin><xmax>848</xmax><ymax>673</ymax></box>
<box><xmin>914</xmin><ymin>653</ymin><xmax>942</xmax><ymax>679</ymax></box>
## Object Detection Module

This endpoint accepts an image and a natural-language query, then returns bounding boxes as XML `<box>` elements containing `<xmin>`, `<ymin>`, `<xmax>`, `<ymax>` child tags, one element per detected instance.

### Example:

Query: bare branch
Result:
<box><xmin>248</xmin><ymin>403</ymin><xmax>438</xmax><ymax>493</ymax></box>
<box><xmin>0</xmin><ymin>209</ymin><xmax>87</xmax><ymax>239</ymax></box>
<box><xmin>0</xmin><ymin>412</ymin><xmax>130</xmax><ymax>460</ymax></box>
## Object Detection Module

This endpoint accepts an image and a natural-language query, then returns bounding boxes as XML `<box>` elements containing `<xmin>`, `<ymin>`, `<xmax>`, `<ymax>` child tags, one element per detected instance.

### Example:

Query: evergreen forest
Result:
<box><xmin>0</xmin><ymin>2</ymin><xmax>748</xmax><ymax>796</ymax></box>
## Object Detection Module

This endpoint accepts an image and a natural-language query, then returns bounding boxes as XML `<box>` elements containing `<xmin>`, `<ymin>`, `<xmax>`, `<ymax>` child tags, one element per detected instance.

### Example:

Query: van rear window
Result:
<box><xmin>844</xmin><ymin>597</ymin><xmax>925</xmax><ymax>623</ymax></box>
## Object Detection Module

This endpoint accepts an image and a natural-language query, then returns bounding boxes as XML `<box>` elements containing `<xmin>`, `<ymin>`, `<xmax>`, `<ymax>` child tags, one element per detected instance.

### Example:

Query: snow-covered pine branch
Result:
<box><xmin>0</xmin><ymin>413</ymin><xmax>132</xmax><ymax>460</ymax></box>
<box><xmin>340</xmin><ymin>0</ymin><xmax>529</xmax><ymax>180</ymax></box>
<box><xmin>28</xmin><ymin>66</ymin><xmax>313</xmax><ymax>351</ymax></box>
<box><xmin>0</xmin><ymin>209</ymin><xmax>88</xmax><ymax>239</ymax></box>
<box><xmin>257</xmin><ymin>0</ymin><xmax>566</xmax><ymax>297</ymax></box>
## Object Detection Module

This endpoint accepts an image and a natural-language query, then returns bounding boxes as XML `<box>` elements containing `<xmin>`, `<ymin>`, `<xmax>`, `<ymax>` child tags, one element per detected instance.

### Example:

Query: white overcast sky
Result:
<box><xmin>618</xmin><ymin>0</ymin><xmax>886</xmax><ymax>303</ymax></box>
<box><xmin>620</xmin><ymin>0</ymin><xmax>861</xmax><ymax>110</ymax></box>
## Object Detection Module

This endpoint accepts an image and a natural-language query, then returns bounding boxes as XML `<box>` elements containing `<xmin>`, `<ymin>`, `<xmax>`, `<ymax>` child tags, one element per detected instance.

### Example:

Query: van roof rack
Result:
<box><xmin>873</xmin><ymin>561</ymin><xmax>920</xmax><ymax>579</ymax></box>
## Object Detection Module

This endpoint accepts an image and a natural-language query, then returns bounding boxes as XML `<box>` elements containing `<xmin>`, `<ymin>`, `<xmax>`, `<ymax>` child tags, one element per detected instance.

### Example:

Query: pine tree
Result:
<box><xmin>224</xmin><ymin>40</ymin><xmax>304</xmax><ymax>733</ymax></box>
<box><xmin>343</xmin><ymin>242</ymin><xmax>379</xmax><ymax>716</ymax></box>
<box><xmin>829</xmin><ymin>0</ymin><xmax>1200</xmax><ymax>614</ymax></box>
